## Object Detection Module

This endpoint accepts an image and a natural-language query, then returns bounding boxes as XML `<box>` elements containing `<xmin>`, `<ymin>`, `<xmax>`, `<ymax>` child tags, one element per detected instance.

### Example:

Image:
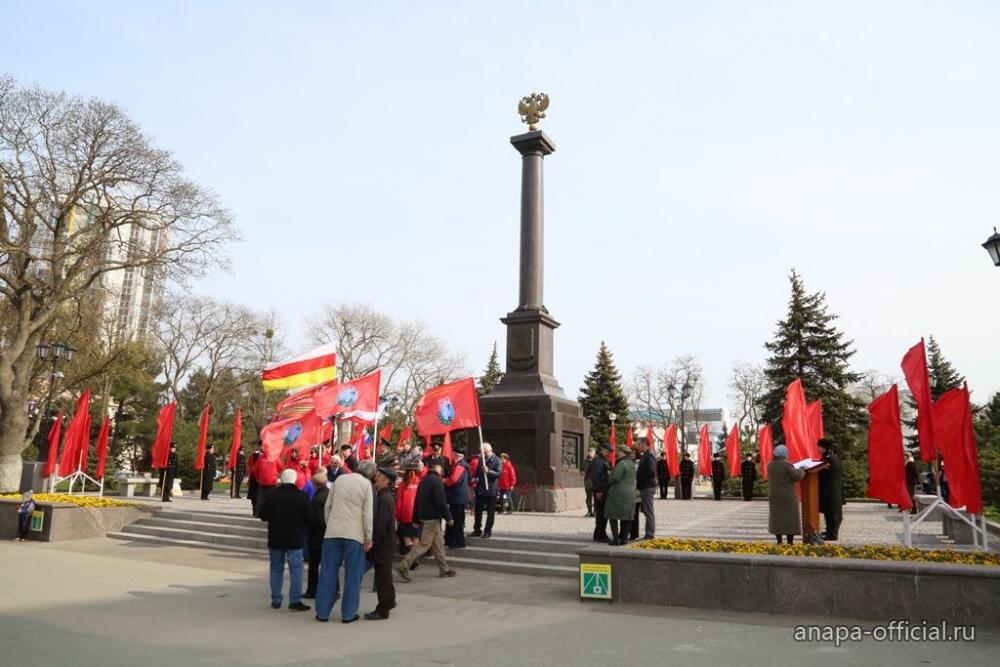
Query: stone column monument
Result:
<box><xmin>476</xmin><ymin>93</ymin><xmax>590</xmax><ymax>512</ymax></box>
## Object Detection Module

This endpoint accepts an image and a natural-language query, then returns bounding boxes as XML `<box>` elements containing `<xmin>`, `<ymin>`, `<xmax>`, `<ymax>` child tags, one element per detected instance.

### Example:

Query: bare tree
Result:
<box><xmin>729</xmin><ymin>361</ymin><xmax>766</xmax><ymax>429</ymax></box>
<box><xmin>628</xmin><ymin>355</ymin><xmax>704</xmax><ymax>452</ymax></box>
<box><xmin>857</xmin><ymin>369</ymin><xmax>896</xmax><ymax>402</ymax></box>
<box><xmin>0</xmin><ymin>78</ymin><xmax>235</xmax><ymax>487</ymax></box>
<box><xmin>307</xmin><ymin>302</ymin><xmax>468</xmax><ymax>416</ymax></box>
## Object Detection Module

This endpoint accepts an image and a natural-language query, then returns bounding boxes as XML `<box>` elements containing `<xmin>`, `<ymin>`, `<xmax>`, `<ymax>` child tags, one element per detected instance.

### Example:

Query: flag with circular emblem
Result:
<box><xmin>414</xmin><ymin>377</ymin><xmax>481</xmax><ymax>437</ymax></box>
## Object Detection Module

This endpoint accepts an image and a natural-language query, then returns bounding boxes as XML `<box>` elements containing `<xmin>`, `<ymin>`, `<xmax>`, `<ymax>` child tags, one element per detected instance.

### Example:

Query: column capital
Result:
<box><xmin>510</xmin><ymin>130</ymin><xmax>556</xmax><ymax>156</ymax></box>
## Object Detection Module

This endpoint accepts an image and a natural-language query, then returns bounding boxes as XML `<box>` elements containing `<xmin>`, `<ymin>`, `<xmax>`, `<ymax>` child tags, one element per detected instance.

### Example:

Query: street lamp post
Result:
<box><xmin>983</xmin><ymin>227</ymin><xmax>1000</xmax><ymax>267</ymax></box>
<box><xmin>35</xmin><ymin>341</ymin><xmax>76</xmax><ymax>462</ymax></box>
<box><xmin>608</xmin><ymin>412</ymin><xmax>617</xmax><ymax>450</ymax></box>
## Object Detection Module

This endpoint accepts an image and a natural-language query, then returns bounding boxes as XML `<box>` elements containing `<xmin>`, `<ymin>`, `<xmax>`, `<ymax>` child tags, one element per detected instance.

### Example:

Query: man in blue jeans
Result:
<box><xmin>259</xmin><ymin>468</ymin><xmax>312</xmax><ymax>611</ymax></box>
<box><xmin>315</xmin><ymin>460</ymin><xmax>374</xmax><ymax>623</ymax></box>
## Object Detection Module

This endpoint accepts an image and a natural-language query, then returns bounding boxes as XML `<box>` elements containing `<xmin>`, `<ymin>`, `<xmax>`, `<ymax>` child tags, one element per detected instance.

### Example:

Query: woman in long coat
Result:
<box><xmin>767</xmin><ymin>445</ymin><xmax>806</xmax><ymax>544</ymax></box>
<box><xmin>606</xmin><ymin>447</ymin><xmax>637</xmax><ymax>546</ymax></box>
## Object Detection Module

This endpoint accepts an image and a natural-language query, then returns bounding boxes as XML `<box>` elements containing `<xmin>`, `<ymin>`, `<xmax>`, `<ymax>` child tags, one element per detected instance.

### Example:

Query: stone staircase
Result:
<box><xmin>108</xmin><ymin>509</ymin><xmax>579</xmax><ymax>578</ymax></box>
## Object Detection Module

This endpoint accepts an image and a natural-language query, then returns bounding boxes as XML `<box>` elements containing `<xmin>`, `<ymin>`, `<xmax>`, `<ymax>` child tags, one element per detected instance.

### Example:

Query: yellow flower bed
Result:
<box><xmin>634</xmin><ymin>538</ymin><xmax>1000</xmax><ymax>567</ymax></box>
<box><xmin>0</xmin><ymin>493</ymin><xmax>137</xmax><ymax>509</ymax></box>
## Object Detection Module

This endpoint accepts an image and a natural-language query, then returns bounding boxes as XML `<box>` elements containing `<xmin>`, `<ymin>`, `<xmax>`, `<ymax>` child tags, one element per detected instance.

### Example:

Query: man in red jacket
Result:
<box><xmin>498</xmin><ymin>453</ymin><xmax>517</xmax><ymax>515</ymax></box>
<box><xmin>254</xmin><ymin>455</ymin><xmax>281</xmax><ymax>518</ymax></box>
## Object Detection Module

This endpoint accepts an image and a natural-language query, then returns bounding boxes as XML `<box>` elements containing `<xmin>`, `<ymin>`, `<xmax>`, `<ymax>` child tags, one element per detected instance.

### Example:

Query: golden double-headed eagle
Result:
<box><xmin>518</xmin><ymin>92</ymin><xmax>549</xmax><ymax>131</ymax></box>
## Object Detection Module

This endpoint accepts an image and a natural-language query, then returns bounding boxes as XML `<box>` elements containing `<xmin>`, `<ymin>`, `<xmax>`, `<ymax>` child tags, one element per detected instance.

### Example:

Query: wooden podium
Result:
<box><xmin>798</xmin><ymin>460</ymin><xmax>830</xmax><ymax>543</ymax></box>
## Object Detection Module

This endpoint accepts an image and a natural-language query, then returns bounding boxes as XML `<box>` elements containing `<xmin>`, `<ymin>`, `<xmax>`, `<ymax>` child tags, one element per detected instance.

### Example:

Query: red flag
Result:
<box><xmin>866</xmin><ymin>385</ymin><xmax>912</xmax><ymax>510</ymax></box>
<box><xmin>397</xmin><ymin>426</ymin><xmax>413</xmax><ymax>451</ymax></box>
<box><xmin>379</xmin><ymin>424</ymin><xmax>393</xmax><ymax>444</ymax></box>
<box><xmin>194</xmin><ymin>404</ymin><xmax>211</xmax><ymax>470</ymax></box>
<box><xmin>609</xmin><ymin>423</ymin><xmax>617</xmax><ymax>467</ymax></box>
<box><xmin>933</xmin><ymin>386</ymin><xmax>983</xmax><ymax>514</ymax></box>
<box><xmin>665</xmin><ymin>424</ymin><xmax>680</xmax><ymax>477</ymax></box>
<box><xmin>646</xmin><ymin>421</ymin><xmax>656</xmax><ymax>453</ymax></box>
<box><xmin>151</xmin><ymin>402</ymin><xmax>177</xmax><ymax>469</ymax></box>
<box><xmin>901</xmin><ymin>338</ymin><xmax>936</xmax><ymax>462</ymax></box>
<box><xmin>227</xmin><ymin>408</ymin><xmax>243</xmax><ymax>471</ymax></box>
<box><xmin>261</xmin><ymin>410</ymin><xmax>324</xmax><ymax>462</ymax></box>
<box><xmin>59</xmin><ymin>389</ymin><xmax>91</xmax><ymax>477</ymax></box>
<box><xmin>414</xmin><ymin>377</ymin><xmax>481</xmax><ymax>436</ymax></box>
<box><xmin>626</xmin><ymin>426</ymin><xmax>634</xmax><ymax>447</ymax></box>
<box><xmin>725</xmin><ymin>424</ymin><xmax>740</xmax><ymax>479</ymax></box>
<box><xmin>442</xmin><ymin>431</ymin><xmax>454</xmax><ymax>462</ymax></box>
<box><xmin>697</xmin><ymin>425</ymin><xmax>711</xmax><ymax>476</ymax></box>
<box><xmin>313</xmin><ymin>371</ymin><xmax>382</xmax><ymax>420</ymax></box>
<box><xmin>758</xmin><ymin>424</ymin><xmax>774</xmax><ymax>480</ymax></box>
<box><xmin>781</xmin><ymin>379</ymin><xmax>813</xmax><ymax>462</ymax></box>
<box><xmin>77</xmin><ymin>411</ymin><xmax>92</xmax><ymax>474</ymax></box>
<box><xmin>94</xmin><ymin>416</ymin><xmax>111</xmax><ymax>479</ymax></box>
<box><xmin>806</xmin><ymin>399</ymin><xmax>824</xmax><ymax>449</ymax></box>
<box><xmin>43</xmin><ymin>413</ymin><xmax>64</xmax><ymax>478</ymax></box>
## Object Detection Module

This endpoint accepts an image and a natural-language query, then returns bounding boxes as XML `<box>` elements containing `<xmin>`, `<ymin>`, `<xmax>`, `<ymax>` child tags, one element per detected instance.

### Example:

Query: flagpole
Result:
<box><xmin>372</xmin><ymin>413</ymin><xmax>379</xmax><ymax>461</ymax></box>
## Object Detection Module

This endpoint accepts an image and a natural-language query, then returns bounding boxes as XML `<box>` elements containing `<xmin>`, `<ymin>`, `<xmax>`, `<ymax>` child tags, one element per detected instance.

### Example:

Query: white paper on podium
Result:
<box><xmin>793</xmin><ymin>458</ymin><xmax>821</xmax><ymax>470</ymax></box>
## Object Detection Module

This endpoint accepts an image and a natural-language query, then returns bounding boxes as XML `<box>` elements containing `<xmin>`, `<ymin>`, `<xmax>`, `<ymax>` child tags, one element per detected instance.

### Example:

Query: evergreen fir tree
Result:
<box><xmin>477</xmin><ymin>342</ymin><xmax>504</xmax><ymax>396</ymax></box>
<box><xmin>578</xmin><ymin>341</ymin><xmax>630</xmax><ymax>448</ymax></box>
<box><xmin>759</xmin><ymin>270</ymin><xmax>867</xmax><ymax>459</ymax></box>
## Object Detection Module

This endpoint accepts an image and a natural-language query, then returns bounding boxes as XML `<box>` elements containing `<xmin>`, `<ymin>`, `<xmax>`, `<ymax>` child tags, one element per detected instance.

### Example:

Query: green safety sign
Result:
<box><xmin>580</xmin><ymin>563</ymin><xmax>612</xmax><ymax>600</ymax></box>
<box><xmin>30</xmin><ymin>510</ymin><xmax>44</xmax><ymax>532</ymax></box>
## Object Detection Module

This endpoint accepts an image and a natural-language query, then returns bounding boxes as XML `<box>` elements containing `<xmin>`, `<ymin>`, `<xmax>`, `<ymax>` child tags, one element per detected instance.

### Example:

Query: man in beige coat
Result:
<box><xmin>314</xmin><ymin>460</ymin><xmax>375</xmax><ymax>624</ymax></box>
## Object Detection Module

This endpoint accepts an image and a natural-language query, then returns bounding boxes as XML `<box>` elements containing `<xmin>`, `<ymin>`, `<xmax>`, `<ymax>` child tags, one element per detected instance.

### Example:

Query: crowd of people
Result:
<box><xmin>243</xmin><ymin>436</ymin><xmax>516</xmax><ymax>623</ymax></box>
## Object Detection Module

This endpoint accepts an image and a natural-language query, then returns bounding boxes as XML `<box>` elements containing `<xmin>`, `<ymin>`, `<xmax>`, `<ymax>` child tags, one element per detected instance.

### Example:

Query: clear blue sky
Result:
<box><xmin>4</xmin><ymin>1</ymin><xmax>999</xmax><ymax>409</ymax></box>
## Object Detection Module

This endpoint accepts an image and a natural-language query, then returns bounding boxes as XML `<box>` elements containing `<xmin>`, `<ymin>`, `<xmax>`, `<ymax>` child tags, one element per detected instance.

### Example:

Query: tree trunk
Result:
<box><xmin>0</xmin><ymin>407</ymin><xmax>30</xmax><ymax>491</ymax></box>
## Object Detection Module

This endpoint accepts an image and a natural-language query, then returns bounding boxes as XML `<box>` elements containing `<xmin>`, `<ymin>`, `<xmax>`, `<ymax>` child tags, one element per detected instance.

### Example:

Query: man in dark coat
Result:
<box><xmin>711</xmin><ymin>452</ymin><xmax>725</xmax><ymax>501</ymax></box>
<box><xmin>259</xmin><ymin>469</ymin><xmax>311</xmax><ymax>611</ymax></box>
<box><xmin>201</xmin><ymin>444</ymin><xmax>216</xmax><ymax>500</ymax></box>
<box><xmin>635</xmin><ymin>437</ymin><xmax>657</xmax><ymax>539</ymax></box>
<box><xmin>656</xmin><ymin>451</ymin><xmax>670</xmax><ymax>500</ymax></box>
<box><xmin>398</xmin><ymin>463</ymin><xmax>455</xmax><ymax>580</ymax></box>
<box><xmin>424</xmin><ymin>441</ymin><xmax>452</xmax><ymax>478</ymax></box>
<box><xmin>817</xmin><ymin>439</ymin><xmax>844</xmax><ymax>540</ymax></box>
<box><xmin>470</xmin><ymin>443</ymin><xmax>502</xmax><ymax>538</ymax></box>
<box><xmin>679</xmin><ymin>452</ymin><xmax>695</xmax><ymax>500</ymax></box>
<box><xmin>232</xmin><ymin>446</ymin><xmax>247</xmax><ymax>498</ymax></box>
<box><xmin>160</xmin><ymin>443</ymin><xmax>179</xmax><ymax>502</ymax></box>
<box><xmin>444</xmin><ymin>446</ymin><xmax>470</xmax><ymax>548</ymax></box>
<box><xmin>587</xmin><ymin>443</ymin><xmax>612</xmax><ymax>542</ymax></box>
<box><xmin>583</xmin><ymin>449</ymin><xmax>596</xmax><ymax>516</ymax></box>
<box><xmin>247</xmin><ymin>442</ymin><xmax>263</xmax><ymax>512</ymax></box>
<box><xmin>303</xmin><ymin>470</ymin><xmax>329</xmax><ymax>599</ymax></box>
<box><xmin>340</xmin><ymin>444</ymin><xmax>359</xmax><ymax>472</ymax></box>
<box><xmin>365</xmin><ymin>467</ymin><xmax>398</xmax><ymax>620</ymax></box>
<box><xmin>741</xmin><ymin>453</ymin><xmax>757</xmax><ymax>501</ymax></box>
<box><xmin>904</xmin><ymin>454</ymin><xmax>919</xmax><ymax>515</ymax></box>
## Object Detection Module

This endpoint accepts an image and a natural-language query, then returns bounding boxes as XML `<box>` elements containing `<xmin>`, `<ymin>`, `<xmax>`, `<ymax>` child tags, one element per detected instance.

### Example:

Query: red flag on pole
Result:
<box><xmin>646</xmin><ymin>421</ymin><xmax>656</xmax><ymax>453</ymax></box>
<box><xmin>313</xmin><ymin>371</ymin><xmax>382</xmax><ymax>421</ymax></box>
<box><xmin>414</xmin><ymin>377</ymin><xmax>481</xmax><ymax>436</ymax></box>
<box><xmin>77</xmin><ymin>411</ymin><xmax>92</xmax><ymax>474</ymax></box>
<box><xmin>227</xmin><ymin>408</ymin><xmax>243</xmax><ymax>471</ymax></box>
<box><xmin>261</xmin><ymin>410</ymin><xmax>324</xmax><ymax>462</ymax></box>
<box><xmin>758</xmin><ymin>424</ymin><xmax>774</xmax><ymax>480</ymax></box>
<box><xmin>725</xmin><ymin>424</ymin><xmax>740</xmax><ymax>478</ymax></box>
<box><xmin>151</xmin><ymin>402</ymin><xmax>177</xmax><ymax>469</ymax></box>
<box><xmin>664</xmin><ymin>424</ymin><xmax>680</xmax><ymax>477</ymax></box>
<box><xmin>866</xmin><ymin>385</ymin><xmax>912</xmax><ymax>510</ymax></box>
<box><xmin>806</xmin><ymin>399</ymin><xmax>824</xmax><ymax>448</ymax></box>
<box><xmin>697</xmin><ymin>425</ymin><xmax>711</xmax><ymax>477</ymax></box>
<box><xmin>379</xmin><ymin>423</ymin><xmax>393</xmax><ymax>444</ymax></box>
<box><xmin>194</xmin><ymin>404</ymin><xmax>211</xmax><ymax>470</ymax></box>
<box><xmin>609</xmin><ymin>424</ymin><xmax>617</xmax><ymax>467</ymax></box>
<box><xmin>397</xmin><ymin>426</ymin><xmax>413</xmax><ymax>451</ymax></box>
<box><xmin>95</xmin><ymin>416</ymin><xmax>111</xmax><ymax>479</ymax></box>
<box><xmin>782</xmin><ymin>379</ymin><xmax>813</xmax><ymax>462</ymax></box>
<box><xmin>59</xmin><ymin>389</ymin><xmax>91</xmax><ymax>477</ymax></box>
<box><xmin>626</xmin><ymin>426</ymin><xmax>634</xmax><ymax>447</ymax></box>
<box><xmin>932</xmin><ymin>385</ymin><xmax>983</xmax><ymax>514</ymax></box>
<box><xmin>901</xmin><ymin>338</ymin><xmax>936</xmax><ymax>462</ymax></box>
<box><xmin>43</xmin><ymin>413</ymin><xmax>64</xmax><ymax>478</ymax></box>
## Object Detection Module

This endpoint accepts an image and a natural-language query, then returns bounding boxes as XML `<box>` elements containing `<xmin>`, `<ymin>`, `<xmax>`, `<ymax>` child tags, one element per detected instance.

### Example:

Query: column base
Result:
<box><xmin>520</xmin><ymin>486</ymin><xmax>585</xmax><ymax>513</ymax></box>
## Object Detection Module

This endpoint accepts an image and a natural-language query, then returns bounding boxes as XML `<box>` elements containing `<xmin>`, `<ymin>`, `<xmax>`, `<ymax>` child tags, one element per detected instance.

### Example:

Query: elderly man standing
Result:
<box><xmin>470</xmin><ymin>442</ymin><xmax>502</xmax><ymax>538</ymax></box>
<box><xmin>259</xmin><ymin>469</ymin><xmax>311</xmax><ymax>612</ymax></box>
<box><xmin>315</xmin><ymin>460</ymin><xmax>375</xmax><ymax>624</ymax></box>
<box><xmin>365</xmin><ymin>466</ymin><xmax>398</xmax><ymax>620</ymax></box>
<box><xmin>397</xmin><ymin>463</ymin><xmax>456</xmax><ymax>581</ymax></box>
<box><xmin>634</xmin><ymin>437</ymin><xmax>657</xmax><ymax>539</ymax></box>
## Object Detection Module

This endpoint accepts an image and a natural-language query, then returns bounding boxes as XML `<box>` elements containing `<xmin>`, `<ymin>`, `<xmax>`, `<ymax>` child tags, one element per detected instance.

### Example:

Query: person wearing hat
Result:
<box><xmin>767</xmin><ymin>445</ymin><xmax>806</xmax><ymax>544</ymax></box>
<box><xmin>160</xmin><ymin>442</ymin><xmax>179</xmax><ymax>503</ymax></box>
<box><xmin>444</xmin><ymin>444</ymin><xmax>471</xmax><ymax>548</ymax></box>
<box><xmin>397</xmin><ymin>462</ymin><xmax>456</xmax><ymax>582</ymax></box>
<box><xmin>679</xmin><ymin>451</ymin><xmax>695</xmax><ymax>500</ymax></box>
<box><xmin>741</xmin><ymin>453</ymin><xmax>757</xmax><ymax>501</ymax></box>
<box><xmin>200</xmin><ymin>444</ymin><xmax>217</xmax><ymax>500</ymax></box>
<box><xmin>231</xmin><ymin>445</ymin><xmax>247</xmax><ymax>499</ymax></box>
<box><xmin>340</xmin><ymin>444</ymin><xmax>359</xmax><ymax>472</ymax></box>
<box><xmin>817</xmin><ymin>438</ymin><xmax>844</xmax><ymax>540</ymax></box>
<box><xmin>424</xmin><ymin>440</ymin><xmax>452</xmax><ymax>478</ymax></box>
<box><xmin>15</xmin><ymin>490</ymin><xmax>35</xmax><ymax>541</ymax></box>
<box><xmin>606</xmin><ymin>446</ymin><xmax>637</xmax><ymax>545</ymax></box>
<box><xmin>365</xmin><ymin>466</ymin><xmax>398</xmax><ymax>620</ymax></box>
<box><xmin>656</xmin><ymin>450</ymin><xmax>670</xmax><ymax>500</ymax></box>
<box><xmin>586</xmin><ymin>443</ymin><xmax>613</xmax><ymax>542</ymax></box>
<box><xmin>710</xmin><ymin>452</ymin><xmax>725</xmax><ymax>501</ymax></box>
<box><xmin>259</xmin><ymin>468</ymin><xmax>311</xmax><ymax>612</ymax></box>
<box><xmin>303</xmin><ymin>469</ymin><xmax>329</xmax><ymax>599</ymax></box>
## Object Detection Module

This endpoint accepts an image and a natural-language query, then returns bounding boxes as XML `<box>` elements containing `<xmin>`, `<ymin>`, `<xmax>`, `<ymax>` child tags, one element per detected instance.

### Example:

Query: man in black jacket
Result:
<box><xmin>423</xmin><ymin>440</ymin><xmax>452</xmax><ymax>478</ymax></box>
<box><xmin>397</xmin><ymin>463</ymin><xmax>456</xmax><ymax>581</ymax></box>
<box><xmin>741</xmin><ymin>453</ymin><xmax>757</xmax><ymax>501</ymax></box>
<box><xmin>680</xmin><ymin>452</ymin><xmax>694</xmax><ymax>500</ymax></box>
<box><xmin>259</xmin><ymin>469</ymin><xmax>311</xmax><ymax>611</ymax></box>
<box><xmin>200</xmin><ymin>444</ymin><xmax>216</xmax><ymax>500</ymax></box>
<box><xmin>303</xmin><ymin>470</ymin><xmax>329</xmax><ymax>599</ymax></box>
<box><xmin>818</xmin><ymin>439</ymin><xmax>844</xmax><ymax>540</ymax></box>
<box><xmin>711</xmin><ymin>452</ymin><xmax>725</xmax><ymax>501</ymax></box>
<box><xmin>587</xmin><ymin>443</ymin><xmax>612</xmax><ymax>542</ymax></box>
<box><xmin>365</xmin><ymin>467</ymin><xmax>398</xmax><ymax>620</ymax></box>
<box><xmin>635</xmin><ymin>438</ymin><xmax>657</xmax><ymax>539</ymax></box>
<box><xmin>656</xmin><ymin>451</ymin><xmax>670</xmax><ymax>500</ymax></box>
<box><xmin>231</xmin><ymin>446</ymin><xmax>247</xmax><ymax>499</ymax></box>
<box><xmin>160</xmin><ymin>443</ymin><xmax>178</xmax><ymax>503</ymax></box>
<box><xmin>340</xmin><ymin>444</ymin><xmax>359</xmax><ymax>472</ymax></box>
